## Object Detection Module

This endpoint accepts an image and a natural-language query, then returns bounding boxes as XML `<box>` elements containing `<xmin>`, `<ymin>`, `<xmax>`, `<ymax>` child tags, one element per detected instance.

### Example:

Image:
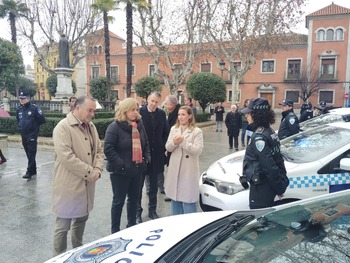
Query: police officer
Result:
<box><xmin>299</xmin><ymin>102</ymin><xmax>314</xmax><ymax>123</ymax></box>
<box><xmin>316</xmin><ymin>101</ymin><xmax>329</xmax><ymax>115</ymax></box>
<box><xmin>278</xmin><ymin>99</ymin><xmax>300</xmax><ymax>140</ymax></box>
<box><xmin>240</xmin><ymin>98</ymin><xmax>289</xmax><ymax>209</ymax></box>
<box><xmin>16</xmin><ymin>91</ymin><xmax>46</xmax><ymax>179</ymax></box>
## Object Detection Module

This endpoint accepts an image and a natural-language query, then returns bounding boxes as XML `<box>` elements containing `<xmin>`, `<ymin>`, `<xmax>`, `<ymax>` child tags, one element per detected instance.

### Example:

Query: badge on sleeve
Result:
<box><xmin>289</xmin><ymin>118</ymin><xmax>295</xmax><ymax>125</ymax></box>
<box><xmin>255</xmin><ymin>140</ymin><xmax>265</xmax><ymax>152</ymax></box>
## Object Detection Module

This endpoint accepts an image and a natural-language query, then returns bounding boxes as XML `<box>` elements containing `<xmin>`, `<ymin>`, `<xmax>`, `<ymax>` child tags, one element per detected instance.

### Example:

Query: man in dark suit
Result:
<box><xmin>137</xmin><ymin>92</ymin><xmax>169</xmax><ymax>222</ymax></box>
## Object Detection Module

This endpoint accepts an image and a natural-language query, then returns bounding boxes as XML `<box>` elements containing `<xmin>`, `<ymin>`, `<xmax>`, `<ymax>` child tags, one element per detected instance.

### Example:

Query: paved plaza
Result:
<box><xmin>0</xmin><ymin>116</ymin><xmax>281</xmax><ymax>262</ymax></box>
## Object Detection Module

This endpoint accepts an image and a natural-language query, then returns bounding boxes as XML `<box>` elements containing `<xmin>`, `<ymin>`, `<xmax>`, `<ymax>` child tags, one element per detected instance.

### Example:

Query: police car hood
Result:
<box><xmin>205</xmin><ymin>150</ymin><xmax>298</xmax><ymax>183</ymax></box>
<box><xmin>44</xmin><ymin>211</ymin><xmax>233</xmax><ymax>263</ymax></box>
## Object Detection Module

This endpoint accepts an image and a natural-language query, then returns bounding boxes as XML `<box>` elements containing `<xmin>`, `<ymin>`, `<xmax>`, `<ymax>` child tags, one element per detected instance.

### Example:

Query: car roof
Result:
<box><xmin>329</xmin><ymin>107</ymin><xmax>350</xmax><ymax>115</ymax></box>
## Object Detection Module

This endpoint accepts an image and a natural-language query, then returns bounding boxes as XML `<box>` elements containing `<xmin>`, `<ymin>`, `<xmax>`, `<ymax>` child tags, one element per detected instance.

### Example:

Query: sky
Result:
<box><xmin>1</xmin><ymin>0</ymin><xmax>350</xmax><ymax>67</ymax></box>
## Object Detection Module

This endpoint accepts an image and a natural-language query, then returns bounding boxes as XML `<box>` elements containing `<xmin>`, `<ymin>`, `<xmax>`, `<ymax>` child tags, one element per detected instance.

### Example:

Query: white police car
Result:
<box><xmin>199</xmin><ymin>122</ymin><xmax>350</xmax><ymax>211</ymax></box>
<box><xmin>45</xmin><ymin>190</ymin><xmax>350</xmax><ymax>262</ymax></box>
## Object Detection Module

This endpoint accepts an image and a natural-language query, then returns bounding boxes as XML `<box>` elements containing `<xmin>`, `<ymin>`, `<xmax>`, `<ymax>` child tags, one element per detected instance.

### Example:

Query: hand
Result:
<box><xmin>165</xmin><ymin>150</ymin><xmax>168</xmax><ymax>157</ymax></box>
<box><xmin>88</xmin><ymin>172</ymin><xmax>101</xmax><ymax>183</ymax></box>
<box><xmin>173</xmin><ymin>135</ymin><xmax>184</xmax><ymax>145</ymax></box>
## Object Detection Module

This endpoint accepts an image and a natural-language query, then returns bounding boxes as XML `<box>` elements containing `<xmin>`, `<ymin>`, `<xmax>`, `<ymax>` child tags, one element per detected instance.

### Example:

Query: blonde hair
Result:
<box><xmin>115</xmin><ymin>98</ymin><xmax>141</xmax><ymax>122</ymax></box>
<box><xmin>175</xmin><ymin>106</ymin><xmax>196</xmax><ymax>129</ymax></box>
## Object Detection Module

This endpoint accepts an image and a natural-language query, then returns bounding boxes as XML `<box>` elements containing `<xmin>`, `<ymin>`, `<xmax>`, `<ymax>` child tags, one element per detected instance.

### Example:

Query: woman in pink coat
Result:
<box><xmin>165</xmin><ymin>106</ymin><xmax>203</xmax><ymax>215</ymax></box>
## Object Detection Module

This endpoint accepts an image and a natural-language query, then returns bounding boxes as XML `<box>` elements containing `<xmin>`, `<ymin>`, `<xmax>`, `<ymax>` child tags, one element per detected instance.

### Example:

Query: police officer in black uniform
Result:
<box><xmin>240</xmin><ymin>98</ymin><xmax>289</xmax><ymax>209</ymax></box>
<box><xmin>299</xmin><ymin>102</ymin><xmax>314</xmax><ymax>123</ymax></box>
<box><xmin>278</xmin><ymin>99</ymin><xmax>300</xmax><ymax>140</ymax></box>
<box><xmin>16</xmin><ymin>91</ymin><xmax>46</xmax><ymax>179</ymax></box>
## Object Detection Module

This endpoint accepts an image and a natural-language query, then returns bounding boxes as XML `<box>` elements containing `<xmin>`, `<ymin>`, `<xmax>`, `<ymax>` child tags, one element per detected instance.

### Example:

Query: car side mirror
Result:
<box><xmin>340</xmin><ymin>158</ymin><xmax>350</xmax><ymax>171</ymax></box>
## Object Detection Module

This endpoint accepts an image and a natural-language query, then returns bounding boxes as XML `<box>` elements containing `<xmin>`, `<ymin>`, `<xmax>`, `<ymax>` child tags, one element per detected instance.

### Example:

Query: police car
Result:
<box><xmin>45</xmin><ymin>190</ymin><xmax>350</xmax><ymax>262</ymax></box>
<box><xmin>199</xmin><ymin>122</ymin><xmax>350</xmax><ymax>211</ymax></box>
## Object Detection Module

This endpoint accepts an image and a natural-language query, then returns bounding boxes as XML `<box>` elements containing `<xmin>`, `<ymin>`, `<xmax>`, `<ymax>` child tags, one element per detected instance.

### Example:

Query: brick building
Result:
<box><xmin>86</xmin><ymin>3</ymin><xmax>350</xmax><ymax>110</ymax></box>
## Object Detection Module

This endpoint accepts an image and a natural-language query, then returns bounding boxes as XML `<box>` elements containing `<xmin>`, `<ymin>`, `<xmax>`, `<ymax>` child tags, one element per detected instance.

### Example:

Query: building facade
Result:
<box><xmin>86</xmin><ymin>3</ymin><xmax>350</xmax><ymax>110</ymax></box>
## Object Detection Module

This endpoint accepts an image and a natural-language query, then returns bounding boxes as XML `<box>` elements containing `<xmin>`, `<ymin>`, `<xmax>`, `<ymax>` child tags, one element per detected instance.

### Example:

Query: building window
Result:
<box><xmin>286</xmin><ymin>90</ymin><xmax>299</xmax><ymax>103</ymax></box>
<box><xmin>149</xmin><ymin>64</ymin><xmax>155</xmax><ymax>76</ymax></box>
<box><xmin>336</xmin><ymin>28</ymin><xmax>344</xmax><ymax>40</ymax></box>
<box><xmin>92</xmin><ymin>66</ymin><xmax>100</xmax><ymax>79</ymax></box>
<box><xmin>110</xmin><ymin>66</ymin><xmax>119</xmax><ymax>84</ymax></box>
<box><xmin>326</xmin><ymin>29</ymin><xmax>334</xmax><ymax>41</ymax></box>
<box><xmin>228</xmin><ymin>90</ymin><xmax>241</xmax><ymax>102</ymax></box>
<box><xmin>261</xmin><ymin>60</ymin><xmax>275</xmax><ymax>73</ymax></box>
<box><xmin>201</xmin><ymin>62</ymin><xmax>211</xmax><ymax>72</ymax></box>
<box><xmin>125</xmin><ymin>64</ymin><xmax>135</xmax><ymax>76</ymax></box>
<box><xmin>287</xmin><ymin>59</ymin><xmax>301</xmax><ymax>79</ymax></box>
<box><xmin>321</xmin><ymin>58</ymin><xmax>335</xmax><ymax>79</ymax></box>
<box><xmin>98</xmin><ymin>46</ymin><xmax>103</xmax><ymax>55</ymax></box>
<box><xmin>319</xmin><ymin>90</ymin><xmax>334</xmax><ymax>104</ymax></box>
<box><xmin>317</xmin><ymin>30</ymin><xmax>325</xmax><ymax>41</ymax></box>
<box><xmin>93</xmin><ymin>46</ymin><xmax>98</xmax><ymax>55</ymax></box>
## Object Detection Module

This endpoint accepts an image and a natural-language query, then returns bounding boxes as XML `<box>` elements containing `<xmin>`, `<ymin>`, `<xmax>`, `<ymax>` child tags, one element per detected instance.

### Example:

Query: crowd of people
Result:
<box><xmin>1</xmin><ymin>91</ymin><xmax>334</xmax><ymax>257</ymax></box>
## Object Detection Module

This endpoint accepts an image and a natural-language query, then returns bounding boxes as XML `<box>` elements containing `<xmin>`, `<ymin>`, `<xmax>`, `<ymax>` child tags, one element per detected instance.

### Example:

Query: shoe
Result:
<box><xmin>235</xmin><ymin>148</ymin><xmax>239</xmax><ymax>151</ymax></box>
<box><xmin>164</xmin><ymin>197</ymin><xmax>171</xmax><ymax>202</ymax></box>
<box><xmin>242</xmin><ymin>143</ymin><xmax>245</xmax><ymax>147</ymax></box>
<box><xmin>148</xmin><ymin>211</ymin><xmax>159</xmax><ymax>220</ymax></box>
<box><xmin>0</xmin><ymin>158</ymin><xmax>6</xmax><ymax>164</ymax></box>
<box><xmin>229</xmin><ymin>147</ymin><xmax>233</xmax><ymax>149</ymax></box>
<box><xmin>22</xmin><ymin>173</ymin><xmax>32</xmax><ymax>179</ymax></box>
<box><xmin>216</xmin><ymin>129</ymin><xmax>218</xmax><ymax>132</ymax></box>
<box><xmin>136</xmin><ymin>214</ymin><xmax>142</xmax><ymax>224</ymax></box>
<box><xmin>220</xmin><ymin>130</ymin><xmax>223</xmax><ymax>132</ymax></box>
<box><xmin>160</xmin><ymin>190</ymin><xmax>165</xmax><ymax>195</ymax></box>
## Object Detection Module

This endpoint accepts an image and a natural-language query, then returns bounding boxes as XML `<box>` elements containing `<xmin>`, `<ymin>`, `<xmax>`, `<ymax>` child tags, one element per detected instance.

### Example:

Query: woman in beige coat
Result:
<box><xmin>165</xmin><ymin>106</ymin><xmax>203</xmax><ymax>215</ymax></box>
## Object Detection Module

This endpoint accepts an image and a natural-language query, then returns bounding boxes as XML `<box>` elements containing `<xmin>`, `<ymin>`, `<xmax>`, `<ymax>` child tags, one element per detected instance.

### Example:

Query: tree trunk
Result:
<box><xmin>103</xmin><ymin>11</ymin><xmax>111</xmax><ymax>100</ymax></box>
<box><xmin>126</xmin><ymin>2</ymin><xmax>133</xmax><ymax>98</ymax></box>
<box><xmin>9</xmin><ymin>12</ymin><xmax>17</xmax><ymax>44</ymax></box>
<box><xmin>231</xmin><ymin>77</ymin><xmax>240</xmax><ymax>104</ymax></box>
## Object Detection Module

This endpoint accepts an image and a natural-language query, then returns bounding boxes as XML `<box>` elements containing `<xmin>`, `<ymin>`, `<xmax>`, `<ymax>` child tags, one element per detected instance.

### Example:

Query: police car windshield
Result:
<box><xmin>300</xmin><ymin>114</ymin><xmax>344</xmax><ymax>131</ymax></box>
<box><xmin>280</xmin><ymin>125</ymin><xmax>350</xmax><ymax>163</ymax></box>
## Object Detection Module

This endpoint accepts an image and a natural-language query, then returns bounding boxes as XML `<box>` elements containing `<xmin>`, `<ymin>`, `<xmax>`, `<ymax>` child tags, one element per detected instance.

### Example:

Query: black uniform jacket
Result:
<box><xmin>278</xmin><ymin>109</ymin><xmax>300</xmax><ymax>140</ymax></box>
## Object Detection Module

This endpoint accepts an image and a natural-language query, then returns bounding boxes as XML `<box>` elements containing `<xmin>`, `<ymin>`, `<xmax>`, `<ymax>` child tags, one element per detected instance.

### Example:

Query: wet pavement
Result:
<box><xmin>0</xmin><ymin>117</ymin><xmax>281</xmax><ymax>263</ymax></box>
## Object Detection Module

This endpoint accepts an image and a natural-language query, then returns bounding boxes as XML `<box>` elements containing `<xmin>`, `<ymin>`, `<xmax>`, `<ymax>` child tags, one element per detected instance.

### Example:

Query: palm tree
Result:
<box><xmin>0</xmin><ymin>0</ymin><xmax>28</xmax><ymax>44</ymax></box>
<box><xmin>91</xmin><ymin>0</ymin><xmax>118</xmax><ymax>86</ymax></box>
<box><xmin>120</xmin><ymin>0</ymin><xmax>149</xmax><ymax>97</ymax></box>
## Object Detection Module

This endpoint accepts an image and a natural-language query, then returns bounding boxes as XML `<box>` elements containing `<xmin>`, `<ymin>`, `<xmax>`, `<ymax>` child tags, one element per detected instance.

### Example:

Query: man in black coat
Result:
<box><xmin>214</xmin><ymin>102</ymin><xmax>225</xmax><ymax>132</ymax></box>
<box><xmin>278</xmin><ymin>99</ymin><xmax>300</xmax><ymax>140</ymax></box>
<box><xmin>225</xmin><ymin>105</ymin><xmax>242</xmax><ymax>151</ymax></box>
<box><xmin>137</xmin><ymin>92</ymin><xmax>169</xmax><ymax>222</ymax></box>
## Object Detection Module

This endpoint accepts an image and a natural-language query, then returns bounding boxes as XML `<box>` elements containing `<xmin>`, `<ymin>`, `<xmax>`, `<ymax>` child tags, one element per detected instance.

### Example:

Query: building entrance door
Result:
<box><xmin>260</xmin><ymin>93</ymin><xmax>273</xmax><ymax>107</ymax></box>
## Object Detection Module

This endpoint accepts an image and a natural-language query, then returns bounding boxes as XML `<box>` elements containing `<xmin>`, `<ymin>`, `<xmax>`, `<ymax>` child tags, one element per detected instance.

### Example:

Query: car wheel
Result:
<box><xmin>199</xmin><ymin>195</ymin><xmax>221</xmax><ymax>212</ymax></box>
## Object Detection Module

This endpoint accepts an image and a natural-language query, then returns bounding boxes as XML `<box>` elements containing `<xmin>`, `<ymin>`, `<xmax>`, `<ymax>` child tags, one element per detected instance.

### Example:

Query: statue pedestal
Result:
<box><xmin>52</xmin><ymin>67</ymin><xmax>74</xmax><ymax>113</ymax></box>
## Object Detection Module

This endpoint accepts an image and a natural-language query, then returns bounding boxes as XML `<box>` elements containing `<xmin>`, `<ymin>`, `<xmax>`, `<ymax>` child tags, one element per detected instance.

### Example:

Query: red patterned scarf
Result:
<box><xmin>131</xmin><ymin>122</ymin><xmax>142</xmax><ymax>164</ymax></box>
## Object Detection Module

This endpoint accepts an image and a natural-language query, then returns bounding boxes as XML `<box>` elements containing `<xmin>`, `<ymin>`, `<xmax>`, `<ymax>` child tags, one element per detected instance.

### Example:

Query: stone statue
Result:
<box><xmin>57</xmin><ymin>34</ymin><xmax>70</xmax><ymax>68</ymax></box>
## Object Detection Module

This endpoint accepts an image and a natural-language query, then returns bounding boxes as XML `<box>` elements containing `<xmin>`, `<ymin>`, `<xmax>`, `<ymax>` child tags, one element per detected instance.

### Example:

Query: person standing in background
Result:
<box><xmin>165</xmin><ymin>106</ymin><xmax>203</xmax><ymax>215</ymax></box>
<box><xmin>225</xmin><ymin>105</ymin><xmax>242</xmax><ymax>151</ymax></box>
<box><xmin>69</xmin><ymin>96</ymin><xmax>77</xmax><ymax>112</ymax></box>
<box><xmin>184</xmin><ymin>96</ymin><xmax>197</xmax><ymax>118</ymax></box>
<box><xmin>52</xmin><ymin>96</ymin><xmax>104</xmax><ymax>256</ymax></box>
<box><xmin>240</xmin><ymin>99</ymin><xmax>250</xmax><ymax>147</ymax></box>
<box><xmin>137</xmin><ymin>92</ymin><xmax>168</xmax><ymax>223</ymax></box>
<box><xmin>278</xmin><ymin>99</ymin><xmax>300</xmax><ymax>140</ymax></box>
<box><xmin>104</xmin><ymin>98</ymin><xmax>150</xmax><ymax>233</ymax></box>
<box><xmin>214</xmin><ymin>102</ymin><xmax>225</xmax><ymax>132</ymax></box>
<box><xmin>16</xmin><ymin>91</ymin><xmax>46</xmax><ymax>179</ymax></box>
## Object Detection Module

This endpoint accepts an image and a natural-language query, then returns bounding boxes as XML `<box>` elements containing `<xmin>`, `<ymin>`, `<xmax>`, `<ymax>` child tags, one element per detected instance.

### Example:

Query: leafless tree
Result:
<box><xmin>135</xmin><ymin>0</ymin><xmax>206</xmax><ymax>94</ymax></box>
<box><xmin>294</xmin><ymin>58</ymin><xmax>328</xmax><ymax>103</ymax></box>
<box><xmin>16</xmin><ymin>0</ymin><xmax>102</xmax><ymax>75</ymax></box>
<box><xmin>204</xmin><ymin>0</ymin><xmax>306</xmax><ymax>104</ymax></box>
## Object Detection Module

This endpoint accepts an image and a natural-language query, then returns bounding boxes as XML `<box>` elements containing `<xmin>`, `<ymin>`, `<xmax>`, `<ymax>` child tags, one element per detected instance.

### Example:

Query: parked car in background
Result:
<box><xmin>199</xmin><ymin>122</ymin><xmax>350</xmax><ymax>211</ymax></box>
<box><xmin>45</xmin><ymin>190</ymin><xmax>350</xmax><ymax>262</ymax></box>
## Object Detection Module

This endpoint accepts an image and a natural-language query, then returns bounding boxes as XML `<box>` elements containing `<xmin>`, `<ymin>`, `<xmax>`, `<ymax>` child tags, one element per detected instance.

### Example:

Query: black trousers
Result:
<box><xmin>21</xmin><ymin>133</ymin><xmax>38</xmax><ymax>175</ymax></box>
<box><xmin>137</xmin><ymin>171</ymin><xmax>159</xmax><ymax>215</ymax></box>
<box><xmin>228</xmin><ymin>135</ymin><xmax>239</xmax><ymax>149</ymax></box>
<box><xmin>110</xmin><ymin>173</ymin><xmax>142</xmax><ymax>233</ymax></box>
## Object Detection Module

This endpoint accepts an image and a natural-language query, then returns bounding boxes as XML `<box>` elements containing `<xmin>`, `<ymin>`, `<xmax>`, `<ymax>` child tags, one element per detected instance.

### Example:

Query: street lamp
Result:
<box><xmin>219</xmin><ymin>60</ymin><xmax>225</xmax><ymax>79</ymax></box>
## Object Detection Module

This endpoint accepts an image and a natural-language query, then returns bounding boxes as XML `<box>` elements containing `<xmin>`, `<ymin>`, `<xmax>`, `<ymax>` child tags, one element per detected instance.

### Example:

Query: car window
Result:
<box><xmin>300</xmin><ymin>114</ymin><xmax>343</xmax><ymax>131</ymax></box>
<box><xmin>202</xmin><ymin>194</ymin><xmax>350</xmax><ymax>262</ymax></box>
<box><xmin>280</xmin><ymin>125</ymin><xmax>350</xmax><ymax>163</ymax></box>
